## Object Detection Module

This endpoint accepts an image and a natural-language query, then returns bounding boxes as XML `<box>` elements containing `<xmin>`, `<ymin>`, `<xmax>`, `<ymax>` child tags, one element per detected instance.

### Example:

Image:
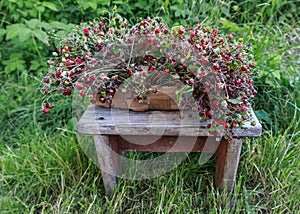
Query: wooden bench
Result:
<box><xmin>77</xmin><ymin>104</ymin><xmax>262</xmax><ymax>196</ymax></box>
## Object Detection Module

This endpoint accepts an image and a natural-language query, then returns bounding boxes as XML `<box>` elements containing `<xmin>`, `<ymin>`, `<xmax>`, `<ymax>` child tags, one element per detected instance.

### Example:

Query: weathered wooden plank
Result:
<box><xmin>94</xmin><ymin>135</ymin><xmax>118</xmax><ymax>196</ymax></box>
<box><xmin>77</xmin><ymin>104</ymin><xmax>262</xmax><ymax>137</ymax></box>
<box><xmin>108</xmin><ymin>135</ymin><xmax>123</xmax><ymax>176</ymax></box>
<box><xmin>215</xmin><ymin>138</ymin><xmax>242</xmax><ymax>193</ymax></box>
<box><xmin>116</xmin><ymin>136</ymin><xmax>220</xmax><ymax>153</ymax></box>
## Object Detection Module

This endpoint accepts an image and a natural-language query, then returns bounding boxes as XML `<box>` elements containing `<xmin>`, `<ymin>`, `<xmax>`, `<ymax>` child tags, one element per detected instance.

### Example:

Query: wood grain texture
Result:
<box><xmin>77</xmin><ymin>104</ymin><xmax>262</xmax><ymax>137</ymax></box>
<box><xmin>96</xmin><ymin>85</ymin><xmax>180</xmax><ymax>111</ymax></box>
<box><xmin>215</xmin><ymin>138</ymin><xmax>243</xmax><ymax>193</ymax></box>
<box><xmin>94</xmin><ymin>135</ymin><xmax>118</xmax><ymax>196</ymax></box>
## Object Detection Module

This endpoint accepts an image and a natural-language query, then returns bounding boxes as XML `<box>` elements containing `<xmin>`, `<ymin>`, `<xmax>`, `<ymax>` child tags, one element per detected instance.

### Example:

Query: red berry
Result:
<box><xmin>100</xmin><ymin>97</ymin><xmax>106</xmax><ymax>103</ymax></box>
<box><xmin>99</xmin><ymin>21</ymin><xmax>104</xmax><ymax>27</ymax></box>
<box><xmin>190</xmin><ymin>31</ymin><xmax>196</xmax><ymax>38</ymax></box>
<box><xmin>44</xmin><ymin>103</ymin><xmax>51</xmax><ymax>108</ymax></box>
<box><xmin>90</xmin><ymin>74</ymin><xmax>96</xmax><ymax>80</ymax></box>
<box><xmin>83</xmin><ymin>28</ymin><xmax>89</xmax><ymax>35</ymax></box>
<box><xmin>241</xmin><ymin>105</ymin><xmax>247</xmax><ymax>112</ymax></box>
<box><xmin>56</xmin><ymin>71</ymin><xmax>62</xmax><ymax>78</ymax></box>
<box><xmin>199</xmin><ymin>71</ymin><xmax>206</xmax><ymax>77</ymax></box>
<box><xmin>63</xmin><ymin>88</ymin><xmax>71</xmax><ymax>96</ymax></box>
<box><xmin>205</xmin><ymin>110</ymin><xmax>212</xmax><ymax>117</ymax></box>
<box><xmin>242</xmin><ymin>95</ymin><xmax>248</xmax><ymax>101</ymax></box>
<box><xmin>75</xmin><ymin>58</ymin><xmax>82</xmax><ymax>63</ymax></box>
<box><xmin>76</xmin><ymin>83</ymin><xmax>83</xmax><ymax>89</ymax></box>
<box><xmin>43</xmin><ymin>78</ymin><xmax>50</xmax><ymax>83</ymax></box>
<box><xmin>164</xmin><ymin>69</ymin><xmax>170</xmax><ymax>74</ymax></box>
<box><xmin>43</xmin><ymin>108</ymin><xmax>49</xmax><ymax>114</ymax></box>
<box><xmin>223</xmin><ymin>123</ymin><xmax>229</xmax><ymax>129</ymax></box>
<box><xmin>123</xmin><ymin>22</ymin><xmax>127</xmax><ymax>27</ymax></box>
<box><xmin>212</xmin><ymin>100</ymin><xmax>218</xmax><ymax>105</ymax></box>
<box><xmin>235</xmin><ymin>79</ymin><xmax>241</xmax><ymax>85</ymax></box>
<box><xmin>155</xmin><ymin>29</ymin><xmax>160</xmax><ymax>34</ymax></box>
<box><xmin>249</xmin><ymin>62</ymin><xmax>255</xmax><ymax>68</ymax></box>
<box><xmin>213</xmin><ymin>29</ymin><xmax>218</xmax><ymax>37</ymax></box>
<box><xmin>228</xmin><ymin>34</ymin><xmax>233</xmax><ymax>40</ymax></box>
<box><xmin>178</xmin><ymin>28</ymin><xmax>185</xmax><ymax>35</ymax></box>
<box><xmin>241</xmin><ymin>65</ymin><xmax>247</xmax><ymax>71</ymax></box>
<box><xmin>66</xmin><ymin>61</ymin><xmax>72</xmax><ymax>66</ymax></box>
<box><xmin>201</xmin><ymin>59</ymin><xmax>208</xmax><ymax>65</ymax></box>
<box><xmin>98</xmin><ymin>30</ymin><xmax>104</xmax><ymax>36</ymax></box>
<box><xmin>163</xmin><ymin>29</ymin><xmax>169</xmax><ymax>34</ymax></box>
<box><xmin>79</xmin><ymin>90</ymin><xmax>86</xmax><ymax>96</ymax></box>
<box><xmin>149</xmin><ymin>66</ymin><xmax>155</xmax><ymax>72</ymax></box>
<box><xmin>252</xmin><ymin>89</ymin><xmax>257</xmax><ymax>95</ymax></box>
<box><xmin>232</xmin><ymin>122</ymin><xmax>237</xmax><ymax>128</ymax></box>
<box><xmin>69</xmin><ymin>71</ymin><xmax>74</xmax><ymax>76</ymax></box>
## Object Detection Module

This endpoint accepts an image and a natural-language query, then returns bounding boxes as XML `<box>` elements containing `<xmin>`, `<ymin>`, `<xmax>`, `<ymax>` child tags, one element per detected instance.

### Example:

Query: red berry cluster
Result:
<box><xmin>42</xmin><ymin>13</ymin><xmax>257</xmax><ymax>140</ymax></box>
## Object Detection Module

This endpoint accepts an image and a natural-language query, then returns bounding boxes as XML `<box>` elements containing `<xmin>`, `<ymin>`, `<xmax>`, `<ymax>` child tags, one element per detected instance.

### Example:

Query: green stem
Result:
<box><xmin>32</xmin><ymin>34</ymin><xmax>43</xmax><ymax>60</ymax></box>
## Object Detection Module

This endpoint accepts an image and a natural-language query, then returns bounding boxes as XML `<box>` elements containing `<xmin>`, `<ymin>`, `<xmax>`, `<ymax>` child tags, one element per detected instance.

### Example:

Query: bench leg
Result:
<box><xmin>215</xmin><ymin>138</ymin><xmax>243</xmax><ymax>193</ymax></box>
<box><xmin>94</xmin><ymin>135</ymin><xmax>118</xmax><ymax>197</ymax></box>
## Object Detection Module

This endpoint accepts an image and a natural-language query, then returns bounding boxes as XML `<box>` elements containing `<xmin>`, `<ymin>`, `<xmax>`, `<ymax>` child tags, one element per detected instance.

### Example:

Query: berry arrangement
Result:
<box><xmin>42</xmin><ymin>12</ymin><xmax>258</xmax><ymax>140</ymax></box>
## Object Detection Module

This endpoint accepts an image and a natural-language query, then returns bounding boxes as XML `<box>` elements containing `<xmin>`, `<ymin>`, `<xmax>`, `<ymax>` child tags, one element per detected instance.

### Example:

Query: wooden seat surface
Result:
<box><xmin>77</xmin><ymin>104</ymin><xmax>262</xmax><ymax>137</ymax></box>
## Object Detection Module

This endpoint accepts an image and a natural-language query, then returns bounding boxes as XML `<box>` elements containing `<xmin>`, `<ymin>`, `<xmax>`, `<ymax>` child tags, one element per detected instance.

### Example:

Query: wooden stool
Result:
<box><xmin>77</xmin><ymin>105</ymin><xmax>262</xmax><ymax>196</ymax></box>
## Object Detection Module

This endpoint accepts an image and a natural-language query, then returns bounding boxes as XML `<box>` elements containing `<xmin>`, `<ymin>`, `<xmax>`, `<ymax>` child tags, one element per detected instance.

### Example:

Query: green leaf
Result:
<box><xmin>33</xmin><ymin>29</ymin><xmax>48</xmax><ymax>43</ymax></box>
<box><xmin>42</xmin><ymin>1</ymin><xmax>58</xmax><ymax>11</ymax></box>
<box><xmin>39</xmin><ymin>22</ymin><xmax>52</xmax><ymax>31</ymax></box>
<box><xmin>112</xmin><ymin>0</ymin><xmax>124</xmax><ymax>4</ymax></box>
<box><xmin>19</xmin><ymin>28</ymin><xmax>32</xmax><ymax>42</ymax></box>
<box><xmin>176</xmin><ymin>84</ymin><xmax>192</xmax><ymax>101</ymax></box>
<box><xmin>30</xmin><ymin>60</ymin><xmax>42</xmax><ymax>71</ymax></box>
<box><xmin>163</xmin><ymin>0</ymin><xmax>169</xmax><ymax>11</ymax></box>
<box><xmin>27</xmin><ymin>19</ymin><xmax>40</xmax><ymax>29</ymax></box>
<box><xmin>272</xmin><ymin>70</ymin><xmax>281</xmax><ymax>79</ymax></box>
<box><xmin>50</xmin><ymin>21</ymin><xmax>67</xmax><ymax>29</ymax></box>
<box><xmin>88</xmin><ymin>2</ymin><xmax>97</xmax><ymax>10</ymax></box>
<box><xmin>255</xmin><ymin>109</ymin><xmax>272</xmax><ymax>124</ymax></box>
<box><xmin>227</xmin><ymin>98</ymin><xmax>241</xmax><ymax>104</ymax></box>
<box><xmin>2</xmin><ymin>53</ymin><xmax>25</xmax><ymax>74</ymax></box>
<box><xmin>219</xmin><ymin>18</ymin><xmax>241</xmax><ymax>32</ymax></box>
<box><xmin>6</xmin><ymin>24</ymin><xmax>23</xmax><ymax>40</ymax></box>
<box><xmin>36</xmin><ymin>5</ymin><xmax>45</xmax><ymax>12</ymax></box>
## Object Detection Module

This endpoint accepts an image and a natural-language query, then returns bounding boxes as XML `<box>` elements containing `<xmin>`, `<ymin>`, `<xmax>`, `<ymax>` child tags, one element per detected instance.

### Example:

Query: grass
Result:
<box><xmin>1</xmin><ymin>0</ymin><xmax>300</xmax><ymax>213</ymax></box>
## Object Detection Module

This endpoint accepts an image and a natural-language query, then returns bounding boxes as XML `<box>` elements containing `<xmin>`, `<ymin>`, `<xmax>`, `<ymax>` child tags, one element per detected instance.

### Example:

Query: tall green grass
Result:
<box><xmin>1</xmin><ymin>0</ymin><xmax>299</xmax><ymax>213</ymax></box>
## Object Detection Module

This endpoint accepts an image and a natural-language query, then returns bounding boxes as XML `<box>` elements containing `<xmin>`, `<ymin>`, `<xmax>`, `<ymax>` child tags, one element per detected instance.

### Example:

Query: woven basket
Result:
<box><xmin>96</xmin><ymin>85</ymin><xmax>180</xmax><ymax>111</ymax></box>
